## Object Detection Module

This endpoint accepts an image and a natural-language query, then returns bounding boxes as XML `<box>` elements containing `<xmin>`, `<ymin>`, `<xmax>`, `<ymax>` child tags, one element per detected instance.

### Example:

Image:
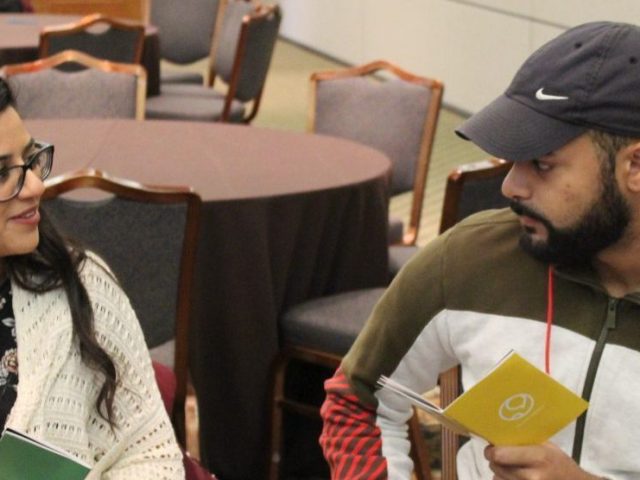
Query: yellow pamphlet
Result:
<box><xmin>377</xmin><ymin>351</ymin><xmax>589</xmax><ymax>445</ymax></box>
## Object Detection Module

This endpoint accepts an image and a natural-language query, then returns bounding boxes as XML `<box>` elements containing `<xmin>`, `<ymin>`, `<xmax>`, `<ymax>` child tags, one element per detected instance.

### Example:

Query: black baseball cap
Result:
<box><xmin>456</xmin><ymin>21</ymin><xmax>640</xmax><ymax>161</ymax></box>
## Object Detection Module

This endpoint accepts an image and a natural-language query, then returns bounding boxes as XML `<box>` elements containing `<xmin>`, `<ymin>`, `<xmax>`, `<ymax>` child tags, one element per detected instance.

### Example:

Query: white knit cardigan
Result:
<box><xmin>5</xmin><ymin>254</ymin><xmax>184</xmax><ymax>479</ymax></box>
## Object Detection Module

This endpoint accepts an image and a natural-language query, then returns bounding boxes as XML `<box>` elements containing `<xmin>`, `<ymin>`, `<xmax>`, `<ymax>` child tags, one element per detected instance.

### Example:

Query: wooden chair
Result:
<box><xmin>38</xmin><ymin>13</ymin><xmax>145</xmax><ymax>65</ymax></box>
<box><xmin>31</xmin><ymin>0</ymin><xmax>150</xmax><ymax>23</ymax></box>
<box><xmin>145</xmin><ymin>2</ymin><xmax>281</xmax><ymax>123</ymax></box>
<box><xmin>1</xmin><ymin>49</ymin><xmax>147</xmax><ymax>120</ymax></box>
<box><xmin>310</xmin><ymin>60</ymin><xmax>444</xmax><ymax>248</ymax></box>
<box><xmin>42</xmin><ymin>168</ymin><xmax>202</xmax><ymax>451</ymax></box>
<box><xmin>266</xmin><ymin>60</ymin><xmax>444</xmax><ymax>480</ymax></box>
<box><xmin>268</xmin><ymin>158</ymin><xmax>512</xmax><ymax>479</ymax></box>
<box><xmin>153</xmin><ymin>362</ymin><xmax>217</xmax><ymax>478</ymax></box>
<box><xmin>268</xmin><ymin>343</ymin><xmax>431</xmax><ymax>480</ymax></box>
<box><xmin>437</xmin><ymin>158</ymin><xmax>512</xmax><ymax>480</ymax></box>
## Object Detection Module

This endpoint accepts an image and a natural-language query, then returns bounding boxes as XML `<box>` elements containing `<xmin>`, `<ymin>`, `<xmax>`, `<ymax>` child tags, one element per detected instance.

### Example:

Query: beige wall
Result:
<box><xmin>278</xmin><ymin>0</ymin><xmax>640</xmax><ymax>114</ymax></box>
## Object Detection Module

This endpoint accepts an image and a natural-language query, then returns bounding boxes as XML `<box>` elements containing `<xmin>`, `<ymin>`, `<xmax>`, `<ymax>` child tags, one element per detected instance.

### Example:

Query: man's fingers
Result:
<box><xmin>489</xmin><ymin>463</ymin><xmax>531</xmax><ymax>480</ymax></box>
<box><xmin>485</xmin><ymin>444</ymin><xmax>547</xmax><ymax>466</ymax></box>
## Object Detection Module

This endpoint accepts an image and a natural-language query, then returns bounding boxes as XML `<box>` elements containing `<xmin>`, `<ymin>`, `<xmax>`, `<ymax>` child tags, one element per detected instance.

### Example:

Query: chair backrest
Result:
<box><xmin>39</xmin><ymin>13</ymin><xmax>145</xmax><ymax>64</ymax></box>
<box><xmin>437</xmin><ymin>157</ymin><xmax>512</xmax><ymax>480</ymax></box>
<box><xmin>2</xmin><ymin>49</ymin><xmax>147</xmax><ymax>120</ymax></box>
<box><xmin>310</xmin><ymin>60</ymin><xmax>444</xmax><ymax>246</ymax></box>
<box><xmin>30</xmin><ymin>0</ymin><xmax>149</xmax><ymax>23</ymax></box>
<box><xmin>41</xmin><ymin>168</ymin><xmax>202</xmax><ymax>446</ymax></box>
<box><xmin>439</xmin><ymin>158</ymin><xmax>512</xmax><ymax>233</ymax></box>
<box><xmin>150</xmin><ymin>0</ymin><xmax>220</xmax><ymax>64</ymax></box>
<box><xmin>213</xmin><ymin>2</ymin><xmax>281</xmax><ymax>122</ymax></box>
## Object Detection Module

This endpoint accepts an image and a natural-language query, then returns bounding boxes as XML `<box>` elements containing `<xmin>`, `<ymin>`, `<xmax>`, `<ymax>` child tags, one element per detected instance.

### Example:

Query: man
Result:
<box><xmin>320</xmin><ymin>21</ymin><xmax>640</xmax><ymax>479</ymax></box>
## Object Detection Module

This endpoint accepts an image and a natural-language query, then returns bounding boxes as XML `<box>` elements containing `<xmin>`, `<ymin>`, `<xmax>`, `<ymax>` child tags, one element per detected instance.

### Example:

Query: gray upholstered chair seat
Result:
<box><xmin>146</xmin><ymin>83</ymin><xmax>245</xmax><ymax>121</ymax></box>
<box><xmin>388</xmin><ymin>215</ymin><xmax>405</xmax><ymax>244</ymax></box>
<box><xmin>161</xmin><ymin>71</ymin><xmax>205</xmax><ymax>85</ymax></box>
<box><xmin>281</xmin><ymin>288</ymin><xmax>387</xmax><ymax>356</ymax></box>
<box><xmin>161</xmin><ymin>83</ymin><xmax>222</xmax><ymax>97</ymax></box>
<box><xmin>388</xmin><ymin>244</ymin><xmax>420</xmax><ymax>276</ymax></box>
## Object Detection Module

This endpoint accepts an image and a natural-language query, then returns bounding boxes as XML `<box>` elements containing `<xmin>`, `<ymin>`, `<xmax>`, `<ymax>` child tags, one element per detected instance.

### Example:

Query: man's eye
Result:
<box><xmin>532</xmin><ymin>159</ymin><xmax>552</xmax><ymax>172</ymax></box>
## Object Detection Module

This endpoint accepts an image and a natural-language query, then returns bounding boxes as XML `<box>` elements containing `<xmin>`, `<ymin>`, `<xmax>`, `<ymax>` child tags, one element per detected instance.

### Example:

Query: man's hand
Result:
<box><xmin>484</xmin><ymin>443</ymin><xmax>603</xmax><ymax>480</ymax></box>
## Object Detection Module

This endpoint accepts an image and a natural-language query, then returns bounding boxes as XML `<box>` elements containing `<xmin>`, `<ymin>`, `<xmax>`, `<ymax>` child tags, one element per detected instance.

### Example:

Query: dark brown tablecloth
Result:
<box><xmin>26</xmin><ymin>119</ymin><xmax>391</xmax><ymax>479</ymax></box>
<box><xmin>0</xmin><ymin>13</ymin><xmax>160</xmax><ymax>95</ymax></box>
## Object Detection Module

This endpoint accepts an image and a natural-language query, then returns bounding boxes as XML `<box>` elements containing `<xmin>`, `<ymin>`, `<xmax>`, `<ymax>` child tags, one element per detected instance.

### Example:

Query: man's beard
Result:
<box><xmin>510</xmin><ymin>167</ymin><xmax>631</xmax><ymax>267</ymax></box>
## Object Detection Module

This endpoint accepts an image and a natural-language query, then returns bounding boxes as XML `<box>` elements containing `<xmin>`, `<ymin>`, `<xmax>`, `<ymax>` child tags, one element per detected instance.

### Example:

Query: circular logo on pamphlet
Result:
<box><xmin>498</xmin><ymin>393</ymin><xmax>535</xmax><ymax>421</ymax></box>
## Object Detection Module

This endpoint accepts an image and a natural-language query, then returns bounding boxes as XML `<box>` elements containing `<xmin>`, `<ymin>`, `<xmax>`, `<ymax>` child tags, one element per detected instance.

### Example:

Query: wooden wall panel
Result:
<box><xmin>31</xmin><ymin>0</ymin><xmax>149</xmax><ymax>23</ymax></box>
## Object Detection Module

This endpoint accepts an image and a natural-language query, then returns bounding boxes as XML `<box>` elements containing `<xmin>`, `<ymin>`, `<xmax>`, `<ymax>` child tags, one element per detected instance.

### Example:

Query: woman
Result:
<box><xmin>0</xmin><ymin>79</ymin><xmax>184</xmax><ymax>477</ymax></box>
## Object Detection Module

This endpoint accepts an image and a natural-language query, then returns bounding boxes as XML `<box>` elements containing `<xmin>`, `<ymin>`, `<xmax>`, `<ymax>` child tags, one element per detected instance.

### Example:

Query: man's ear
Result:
<box><xmin>624</xmin><ymin>142</ymin><xmax>640</xmax><ymax>192</ymax></box>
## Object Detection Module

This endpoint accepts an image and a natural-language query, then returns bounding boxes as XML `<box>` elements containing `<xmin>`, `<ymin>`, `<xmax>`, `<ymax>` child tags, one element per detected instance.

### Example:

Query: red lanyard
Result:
<box><xmin>545</xmin><ymin>265</ymin><xmax>555</xmax><ymax>375</ymax></box>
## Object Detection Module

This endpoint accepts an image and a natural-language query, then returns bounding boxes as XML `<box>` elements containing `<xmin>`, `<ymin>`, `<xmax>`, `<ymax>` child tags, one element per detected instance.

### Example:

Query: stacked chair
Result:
<box><xmin>145</xmin><ymin>1</ymin><xmax>281</xmax><ymax>123</ymax></box>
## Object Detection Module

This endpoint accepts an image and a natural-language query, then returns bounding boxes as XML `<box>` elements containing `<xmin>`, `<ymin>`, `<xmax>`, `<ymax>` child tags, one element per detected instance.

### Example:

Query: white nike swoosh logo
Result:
<box><xmin>535</xmin><ymin>88</ymin><xmax>569</xmax><ymax>101</ymax></box>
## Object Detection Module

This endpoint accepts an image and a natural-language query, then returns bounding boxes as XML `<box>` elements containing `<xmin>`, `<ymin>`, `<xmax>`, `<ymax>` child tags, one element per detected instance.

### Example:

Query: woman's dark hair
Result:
<box><xmin>0</xmin><ymin>79</ymin><xmax>117</xmax><ymax>425</ymax></box>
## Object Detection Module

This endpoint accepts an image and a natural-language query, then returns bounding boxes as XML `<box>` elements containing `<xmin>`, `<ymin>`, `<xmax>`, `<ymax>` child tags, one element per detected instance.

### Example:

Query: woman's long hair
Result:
<box><xmin>0</xmin><ymin>80</ymin><xmax>117</xmax><ymax>425</ymax></box>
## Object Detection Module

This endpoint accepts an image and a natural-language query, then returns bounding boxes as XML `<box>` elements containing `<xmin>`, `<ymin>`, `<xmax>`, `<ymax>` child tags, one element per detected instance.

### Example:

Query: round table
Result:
<box><xmin>0</xmin><ymin>13</ymin><xmax>160</xmax><ymax>95</ymax></box>
<box><xmin>26</xmin><ymin>118</ymin><xmax>391</xmax><ymax>479</ymax></box>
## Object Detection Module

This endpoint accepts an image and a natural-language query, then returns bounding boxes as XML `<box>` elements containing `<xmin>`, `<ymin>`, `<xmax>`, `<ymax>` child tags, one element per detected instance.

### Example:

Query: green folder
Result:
<box><xmin>0</xmin><ymin>428</ymin><xmax>90</xmax><ymax>479</ymax></box>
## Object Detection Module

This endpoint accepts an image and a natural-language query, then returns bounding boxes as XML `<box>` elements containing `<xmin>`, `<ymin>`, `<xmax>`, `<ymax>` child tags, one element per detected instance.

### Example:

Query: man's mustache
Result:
<box><xmin>509</xmin><ymin>200</ymin><xmax>549</xmax><ymax>225</ymax></box>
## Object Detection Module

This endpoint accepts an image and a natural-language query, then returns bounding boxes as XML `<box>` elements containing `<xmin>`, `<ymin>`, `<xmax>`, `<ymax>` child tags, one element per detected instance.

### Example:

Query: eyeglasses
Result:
<box><xmin>0</xmin><ymin>140</ymin><xmax>54</xmax><ymax>202</ymax></box>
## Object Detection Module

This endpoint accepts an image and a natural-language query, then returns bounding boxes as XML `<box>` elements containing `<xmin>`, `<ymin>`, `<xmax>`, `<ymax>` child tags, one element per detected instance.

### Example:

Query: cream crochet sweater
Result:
<box><xmin>5</xmin><ymin>254</ymin><xmax>184</xmax><ymax>479</ymax></box>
